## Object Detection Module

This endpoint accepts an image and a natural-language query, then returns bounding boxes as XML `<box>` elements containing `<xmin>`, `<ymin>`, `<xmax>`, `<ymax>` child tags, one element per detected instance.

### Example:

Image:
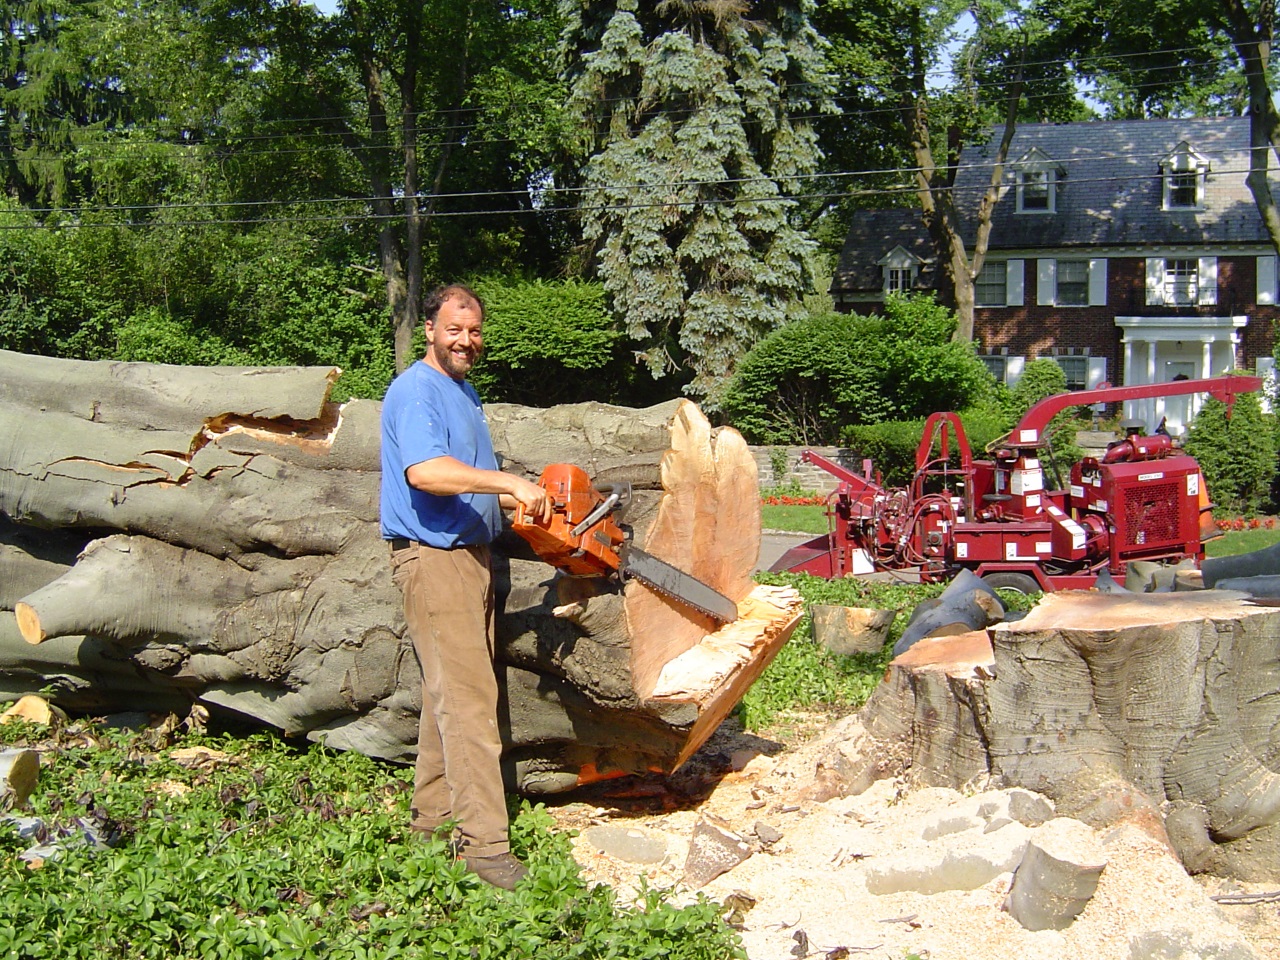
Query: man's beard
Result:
<box><xmin>432</xmin><ymin>340</ymin><xmax>479</xmax><ymax>378</ymax></box>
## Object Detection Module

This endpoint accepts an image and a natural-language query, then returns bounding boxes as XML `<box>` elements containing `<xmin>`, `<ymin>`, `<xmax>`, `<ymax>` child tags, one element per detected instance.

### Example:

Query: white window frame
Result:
<box><xmin>886</xmin><ymin>266</ymin><xmax>914</xmax><ymax>295</ymax></box>
<box><xmin>1036</xmin><ymin>258</ymin><xmax>1107</xmax><ymax>307</ymax></box>
<box><xmin>980</xmin><ymin>354</ymin><xmax>1008</xmax><ymax>383</ymax></box>
<box><xmin>1049</xmin><ymin>353</ymin><xmax>1106</xmax><ymax>391</ymax></box>
<box><xmin>1017</xmin><ymin>170</ymin><xmax>1055</xmax><ymax>213</ymax></box>
<box><xmin>1012</xmin><ymin>147</ymin><xmax>1062</xmax><ymax>215</ymax></box>
<box><xmin>1165</xmin><ymin>258</ymin><xmax>1198</xmax><ymax>304</ymax></box>
<box><xmin>975</xmin><ymin>261</ymin><xmax>1008</xmax><ymax>307</ymax></box>
<box><xmin>975</xmin><ymin>260</ymin><xmax>1025</xmax><ymax>308</ymax></box>
<box><xmin>877</xmin><ymin>245</ymin><xmax>923</xmax><ymax>298</ymax></box>
<box><xmin>1055</xmin><ymin>259</ymin><xmax>1090</xmax><ymax>307</ymax></box>
<box><xmin>1161</xmin><ymin>142</ymin><xmax>1208</xmax><ymax>211</ymax></box>
<box><xmin>1145</xmin><ymin>256</ymin><xmax>1217</xmax><ymax>306</ymax></box>
<box><xmin>1055</xmin><ymin>355</ymin><xmax>1089</xmax><ymax>390</ymax></box>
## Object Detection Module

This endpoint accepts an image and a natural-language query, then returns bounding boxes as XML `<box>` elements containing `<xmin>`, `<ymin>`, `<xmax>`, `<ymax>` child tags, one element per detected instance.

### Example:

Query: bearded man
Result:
<box><xmin>380</xmin><ymin>283</ymin><xmax>549</xmax><ymax>890</ymax></box>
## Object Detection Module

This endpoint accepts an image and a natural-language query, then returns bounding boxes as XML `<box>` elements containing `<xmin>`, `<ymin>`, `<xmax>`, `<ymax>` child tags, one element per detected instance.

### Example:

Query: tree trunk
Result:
<box><xmin>1221</xmin><ymin>2</ymin><xmax>1280</xmax><ymax>256</ymax></box>
<box><xmin>849</xmin><ymin>589</ymin><xmax>1280</xmax><ymax>882</ymax></box>
<box><xmin>0</xmin><ymin>350</ymin><xmax>802</xmax><ymax>794</ymax></box>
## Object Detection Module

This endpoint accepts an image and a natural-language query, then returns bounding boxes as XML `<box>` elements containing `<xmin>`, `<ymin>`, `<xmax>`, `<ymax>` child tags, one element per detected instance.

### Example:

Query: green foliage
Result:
<box><xmin>1007</xmin><ymin>357</ymin><xmax>1068</xmax><ymax>414</ymax></box>
<box><xmin>836</xmin><ymin>406</ymin><xmax>1010</xmax><ymax>488</ymax></box>
<box><xmin>1185</xmin><ymin>388</ymin><xmax>1277</xmax><ymax>515</ymax></box>
<box><xmin>741</xmin><ymin>572</ymin><xmax>944</xmax><ymax>730</ymax></box>
<box><xmin>1002</xmin><ymin>358</ymin><xmax>1085</xmax><ymax>478</ymax></box>
<box><xmin>721</xmin><ymin>295</ymin><xmax>995</xmax><ymax>445</ymax></box>
<box><xmin>0</xmin><ymin>724</ymin><xmax>746</xmax><ymax>960</ymax></box>
<box><xmin>560</xmin><ymin>0</ymin><xmax>836</xmax><ymax>404</ymax></box>
<box><xmin>468</xmin><ymin>277</ymin><xmax>676</xmax><ymax>406</ymax></box>
<box><xmin>769</xmin><ymin>447</ymin><xmax>790</xmax><ymax>486</ymax></box>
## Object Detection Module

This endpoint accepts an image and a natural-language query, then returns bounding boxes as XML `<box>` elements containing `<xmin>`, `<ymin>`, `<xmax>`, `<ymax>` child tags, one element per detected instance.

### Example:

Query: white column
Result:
<box><xmin>1146</xmin><ymin>340</ymin><xmax>1157</xmax><ymax>383</ymax></box>
<box><xmin>1202</xmin><ymin>339</ymin><xmax>1213</xmax><ymax>378</ymax></box>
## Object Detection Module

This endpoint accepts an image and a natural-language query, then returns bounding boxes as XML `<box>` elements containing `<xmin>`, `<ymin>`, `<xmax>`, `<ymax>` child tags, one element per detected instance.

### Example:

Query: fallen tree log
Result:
<box><xmin>0</xmin><ymin>350</ymin><xmax>802</xmax><ymax>793</ymax></box>
<box><xmin>844</xmin><ymin>589</ymin><xmax>1280</xmax><ymax>882</ymax></box>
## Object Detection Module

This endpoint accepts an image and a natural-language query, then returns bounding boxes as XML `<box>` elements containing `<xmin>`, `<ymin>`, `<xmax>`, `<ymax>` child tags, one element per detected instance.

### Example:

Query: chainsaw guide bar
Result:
<box><xmin>619</xmin><ymin>545</ymin><xmax>739</xmax><ymax>624</ymax></box>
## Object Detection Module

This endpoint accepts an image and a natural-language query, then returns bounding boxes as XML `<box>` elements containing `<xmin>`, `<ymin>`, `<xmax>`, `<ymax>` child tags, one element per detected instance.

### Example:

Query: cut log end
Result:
<box><xmin>0</xmin><ymin>748</ymin><xmax>40</xmax><ymax>808</ymax></box>
<box><xmin>13</xmin><ymin>603</ymin><xmax>46</xmax><ymax>645</ymax></box>
<box><xmin>0</xmin><ymin>695</ymin><xmax>61</xmax><ymax>726</ymax></box>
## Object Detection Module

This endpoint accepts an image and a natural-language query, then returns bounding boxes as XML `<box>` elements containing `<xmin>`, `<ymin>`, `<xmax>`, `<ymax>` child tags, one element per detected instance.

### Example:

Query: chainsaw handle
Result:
<box><xmin>570</xmin><ymin>482</ymin><xmax>631</xmax><ymax>537</ymax></box>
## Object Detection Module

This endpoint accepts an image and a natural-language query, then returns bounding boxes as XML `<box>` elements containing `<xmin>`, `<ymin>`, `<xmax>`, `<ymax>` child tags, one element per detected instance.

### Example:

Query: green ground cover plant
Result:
<box><xmin>0</xmin><ymin>722</ymin><xmax>745</xmax><ymax>960</ymax></box>
<box><xmin>738</xmin><ymin>572</ymin><xmax>942</xmax><ymax>730</ymax></box>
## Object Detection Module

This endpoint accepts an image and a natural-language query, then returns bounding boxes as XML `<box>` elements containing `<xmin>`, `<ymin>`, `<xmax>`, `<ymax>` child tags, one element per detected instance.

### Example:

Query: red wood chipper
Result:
<box><xmin>770</xmin><ymin>374</ymin><xmax>1263</xmax><ymax>592</ymax></box>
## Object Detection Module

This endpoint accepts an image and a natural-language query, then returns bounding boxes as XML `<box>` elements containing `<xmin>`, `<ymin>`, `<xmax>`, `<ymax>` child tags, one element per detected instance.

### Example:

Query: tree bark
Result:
<box><xmin>0</xmin><ymin>350</ymin><xmax>802</xmax><ymax>794</ymax></box>
<box><xmin>1220</xmin><ymin>0</ymin><xmax>1280</xmax><ymax>256</ymax></box>
<box><xmin>851</xmin><ymin>589</ymin><xmax>1280</xmax><ymax>882</ymax></box>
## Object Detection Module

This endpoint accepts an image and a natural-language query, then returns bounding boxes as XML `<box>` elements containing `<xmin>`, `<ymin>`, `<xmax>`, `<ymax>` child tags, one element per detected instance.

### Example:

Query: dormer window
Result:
<box><xmin>877</xmin><ymin>245</ymin><xmax>923</xmax><ymax>297</ymax></box>
<box><xmin>1021</xmin><ymin>171</ymin><xmax>1051</xmax><ymax>210</ymax></box>
<box><xmin>1012</xmin><ymin>147</ymin><xmax>1064</xmax><ymax>214</ymax></box>
<box><xmin>1161</xmin><ymin>141</ymin><xmax>1207</xmax><ymax>210</ymax></box>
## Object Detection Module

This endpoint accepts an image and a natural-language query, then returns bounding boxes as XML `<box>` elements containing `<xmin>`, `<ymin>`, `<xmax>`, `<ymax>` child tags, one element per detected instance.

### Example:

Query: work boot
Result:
<box><xmin>463</xmin><ymin>852</ymin><xmax>529</xmax><ymax>891</ymax></box>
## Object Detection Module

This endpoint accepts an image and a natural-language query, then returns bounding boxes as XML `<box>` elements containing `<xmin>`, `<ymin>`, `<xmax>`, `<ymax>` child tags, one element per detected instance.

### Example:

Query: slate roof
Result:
<box><xmin>834</xmin><ymin>116</ymin><xmax>1270</xmax><ymax>293</ymax></box>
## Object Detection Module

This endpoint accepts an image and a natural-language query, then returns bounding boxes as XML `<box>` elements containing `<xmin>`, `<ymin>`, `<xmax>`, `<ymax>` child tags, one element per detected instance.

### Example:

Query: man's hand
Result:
<box><xmin>503</xmin><ymin>475</ymin><xmax>551</xmax><ymax>522</ymax></box>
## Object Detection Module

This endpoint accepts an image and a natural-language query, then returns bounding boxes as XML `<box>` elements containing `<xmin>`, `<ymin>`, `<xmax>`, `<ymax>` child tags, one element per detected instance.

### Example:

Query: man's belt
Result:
<box><xmin>389</xmin><ymin>537</ymin><xmax>416</xmax><ymax>550</ymax></box>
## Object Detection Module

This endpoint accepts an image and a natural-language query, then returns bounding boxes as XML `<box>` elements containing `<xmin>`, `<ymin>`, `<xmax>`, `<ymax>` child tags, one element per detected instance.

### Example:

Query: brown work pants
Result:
<box><xmin>391</xmin><ymin>541</ymin><xmax>509</xmax><ymax>857</ymax></box>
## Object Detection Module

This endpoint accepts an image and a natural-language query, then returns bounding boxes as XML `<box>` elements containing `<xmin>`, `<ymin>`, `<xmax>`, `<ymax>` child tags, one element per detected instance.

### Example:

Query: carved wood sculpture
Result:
<box><xmin>856</xmin><ymin>588</ymin><xmax>1280</xmax><ymax>882</ymax></box>
<box><xmin>0</xmin><ymin>350</ymin><xmax>802</xmax><ymax>794</ymax></box>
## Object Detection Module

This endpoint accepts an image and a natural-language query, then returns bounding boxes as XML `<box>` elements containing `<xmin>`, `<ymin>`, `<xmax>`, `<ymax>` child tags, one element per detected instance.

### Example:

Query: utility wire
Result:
<box><xmin>2</xmin><ymin>147</ymin><xmax>1256</xmax><ymax>219</ymax></box>
<box><xmin>0</xmin><ymin>42</ymin><xmax>1245</xmax><ymax>164</ymax></box>
<box><xmin>0</xmin><ymin>162</ymin><xmax>1269</xmax><ymax>231</ymax></box>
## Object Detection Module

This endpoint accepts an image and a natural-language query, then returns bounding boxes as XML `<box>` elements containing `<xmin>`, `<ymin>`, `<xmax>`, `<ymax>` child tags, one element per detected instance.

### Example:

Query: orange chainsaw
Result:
<box><xmin>511</xmin><ymin>463</ymin><xmax>738</xmax><ymax>623</ymax></box>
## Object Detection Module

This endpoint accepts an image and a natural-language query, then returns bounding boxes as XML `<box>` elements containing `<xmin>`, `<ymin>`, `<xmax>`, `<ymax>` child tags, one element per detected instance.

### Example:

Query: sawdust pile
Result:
<box><xmin>544</xmin><ymin>717</ymin><xmax>1280</xmax><ymax>960</ymax></box>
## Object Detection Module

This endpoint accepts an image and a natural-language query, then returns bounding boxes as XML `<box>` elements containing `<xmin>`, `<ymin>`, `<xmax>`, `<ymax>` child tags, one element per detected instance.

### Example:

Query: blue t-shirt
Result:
<box><xmin>380</xmin><ymin>361</ymin><xmax>502</xmax><ymax>548</ymax></box>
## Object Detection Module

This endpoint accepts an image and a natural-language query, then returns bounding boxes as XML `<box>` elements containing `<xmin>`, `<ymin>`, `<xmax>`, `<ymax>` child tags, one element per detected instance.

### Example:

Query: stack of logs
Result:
<box><xmin>0</xmin><ymin>350</ymin><xmax>802</xmax><ymax>794</ymax></box>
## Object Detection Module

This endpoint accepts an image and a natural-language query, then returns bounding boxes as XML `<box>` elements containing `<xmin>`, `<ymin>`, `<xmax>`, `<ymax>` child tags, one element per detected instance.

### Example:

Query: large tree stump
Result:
<box><xmin>0</xmin><ymin>350</ymin><xmax>802</xmax><ymax>793</ymax></box>
<box><xmin>853</xmin><ymin>589</ymin><xmax>1280</xmax><ymax>881</ymax></box>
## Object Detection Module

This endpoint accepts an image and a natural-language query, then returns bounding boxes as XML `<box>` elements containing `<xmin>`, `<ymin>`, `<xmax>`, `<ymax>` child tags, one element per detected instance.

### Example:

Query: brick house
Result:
<box><xmin>830</xmin><ymin>116</ymin><xmax>1280</xmax><ymax>434</ymax></box>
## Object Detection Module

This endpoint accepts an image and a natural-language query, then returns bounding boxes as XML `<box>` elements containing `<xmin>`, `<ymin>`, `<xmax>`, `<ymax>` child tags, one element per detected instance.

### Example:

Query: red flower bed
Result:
<box><xmin>1215</xmin><ymin>516</ymin><xmax>1277</xmax><ymax>531</ymax></box>
<box><xmin>761</xmin><ymin>495</ymin><xmax>827</xmax><ymax>506</ymax></box>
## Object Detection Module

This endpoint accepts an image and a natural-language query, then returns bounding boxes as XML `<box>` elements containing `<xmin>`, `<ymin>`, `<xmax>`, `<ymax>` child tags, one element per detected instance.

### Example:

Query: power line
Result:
<box><xmin>0</xmin><ymin>161</ymin><xmax>1269</xmax><ymax>231</ymax></box>
<box><xmin>2</xmin><ymin>142</ymin><xmax>1256</xmax><ymax>219</ymax></box>
<box><xmin>0</xmin><ymin>42</ymin><xmax>1244</xmax><ymax>166</ymax></box>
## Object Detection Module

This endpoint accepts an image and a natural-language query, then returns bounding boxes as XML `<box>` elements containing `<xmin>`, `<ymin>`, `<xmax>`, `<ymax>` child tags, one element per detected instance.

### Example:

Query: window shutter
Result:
<box><xmin>1005</xmin><ymin>355</ymin><xmax>1026</xmax><ymax>388</ymax></box>
<box><xmin>1037</xmin><ymin>259</ymin><xmax>1056</xmax><ymax>306</ymax></box>
<box><xmin>1259</xmin><ymin>356</ymin><xmax>1277</xmax><ymax>414</ymax></box>
<box><xmin>1086</xmin><ymin>357</ymin><xmax>1107</xmax><ymax>388</ymax></box>
<box><xmin>1146</xmin><ymin>258</ymin><xmax>1165</xmax><ymax>305</ymax></box>
<box><xmin>1006</xmin><ymin>259</ymin><xmax>1024</xmax><ymax>306</ymax></box>
<box><xmin>1088</xmin><ymin>259</ymin><xmax>1107</xmax><ymax>306</ymax></box>
<box><xmin>1198</xmin><ymin>256</ymin><xmax>1218</xmax><ymax>305</ymax></box>
<box><xmin>1259</xmin><ymin>256</ymin><xmax>1276</xmax><ymax>305</ymax></box>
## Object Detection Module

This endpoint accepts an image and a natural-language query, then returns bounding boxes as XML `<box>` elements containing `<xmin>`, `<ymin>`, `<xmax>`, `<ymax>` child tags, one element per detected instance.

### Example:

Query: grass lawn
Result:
<box><xmin>1205</xmin><ymin>526</ymin><xmax>1280</xmax><ymax>556</ymax></box>
<box><xmin>760</xmin><ymin>502</ymin><xmax>830</xmax><ymax>534</ymax></box>
<box><xmin>761</xmin><ymin>502</ymin><xmax>1280</xmax><ymax>558</ymax></box>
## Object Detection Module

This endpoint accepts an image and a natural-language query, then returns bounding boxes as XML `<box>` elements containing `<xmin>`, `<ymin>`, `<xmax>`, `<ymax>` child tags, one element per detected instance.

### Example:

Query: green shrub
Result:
<box><xmin>1003</xmin><ymin>358</ymin><xmax>1085</xmax><ymax>477</ymax></box>
<box><xmin>1185</xmin><ymin>386</ymin><xmax>1277</xmax><ymax>515</ymax></box>
<box><xmin>720</xmin><ymin>294</ymin><xmax>995</xmax><ymax>445</ymax></box>
<box><xmin>468</xmin><ymin>277</ymin><xmax>681</xmax><ymax>407</ymax></box>
<box><xmin>841</xmin><ymin>407</ymin><xmax>1017</xmax><ymax>487</ymax></box>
